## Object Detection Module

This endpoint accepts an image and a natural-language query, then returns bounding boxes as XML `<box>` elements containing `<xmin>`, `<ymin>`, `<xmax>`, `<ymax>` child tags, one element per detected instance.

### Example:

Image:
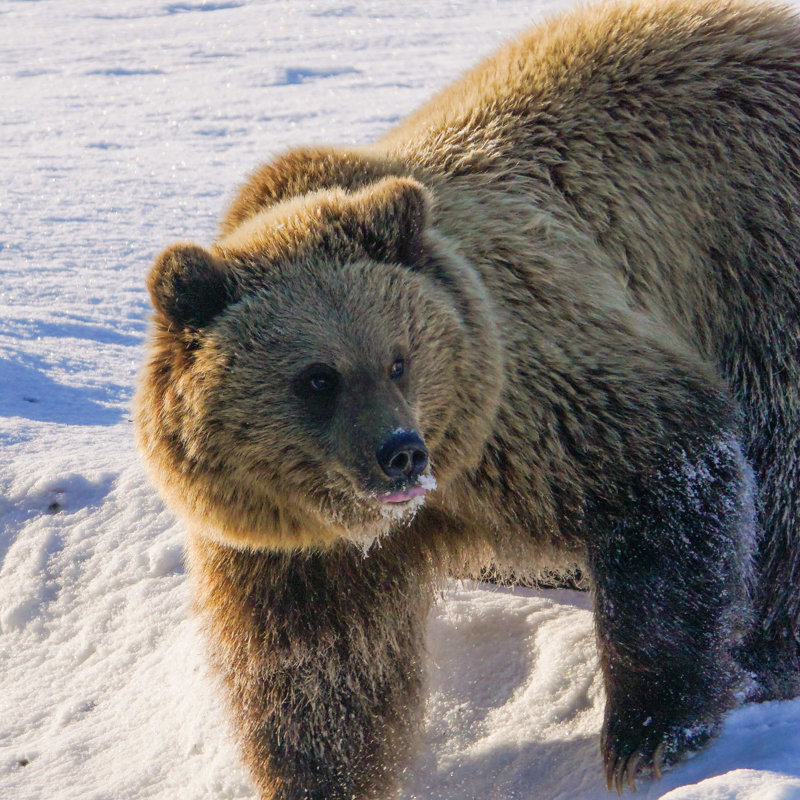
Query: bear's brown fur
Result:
<box><xmin>135</xmin><ymin>0</ymin><xmax>800</xmax><ymax>795</ymax></box>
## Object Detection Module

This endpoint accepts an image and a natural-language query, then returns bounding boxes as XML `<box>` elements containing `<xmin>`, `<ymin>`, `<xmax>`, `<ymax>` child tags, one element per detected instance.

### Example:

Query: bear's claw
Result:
<box><xmin>605</xmin><ymin>737</ymin><xmax>666</xmax><ymax>794</ymax></box>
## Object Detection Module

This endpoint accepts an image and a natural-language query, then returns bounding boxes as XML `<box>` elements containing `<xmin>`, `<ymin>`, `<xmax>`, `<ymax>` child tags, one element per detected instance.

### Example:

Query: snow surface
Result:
<box><xmin>3</xmin><ymin>1</ymin><xmax>800</xmax><ymax>798</ymax></box>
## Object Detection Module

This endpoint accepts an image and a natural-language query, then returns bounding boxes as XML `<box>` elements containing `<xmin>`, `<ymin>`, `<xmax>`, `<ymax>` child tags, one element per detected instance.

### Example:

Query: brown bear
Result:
<box><xmin>135</xmin><ymin>0</ymin><xmax>800</xmax><ymax>796</ymax></box>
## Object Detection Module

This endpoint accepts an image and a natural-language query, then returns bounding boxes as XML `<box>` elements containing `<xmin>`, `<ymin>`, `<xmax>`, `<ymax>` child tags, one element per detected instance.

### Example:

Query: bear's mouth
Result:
<box><xmin>376</xmin><ymin>486</ymin><xmax>427</xmax><ymax>504</ymax></box>
<box><xmin>374</xmin><ymin>473</ymin><xmax>437</xmax><ymax>506</ymax></box>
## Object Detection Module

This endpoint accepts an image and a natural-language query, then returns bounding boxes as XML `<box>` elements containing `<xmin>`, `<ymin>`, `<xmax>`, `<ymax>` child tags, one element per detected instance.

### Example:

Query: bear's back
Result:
<box><xmin>377</xmin><ymin>0</ymin><xmax>800</xmax><ymax>366</ymax></box>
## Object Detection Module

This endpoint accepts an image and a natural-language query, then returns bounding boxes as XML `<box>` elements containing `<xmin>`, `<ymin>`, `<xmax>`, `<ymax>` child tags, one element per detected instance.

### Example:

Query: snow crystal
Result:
<box><xmin>418</xmin><ymin>472</ymin><xmax>438</xmax><ymax>492</ymax></box>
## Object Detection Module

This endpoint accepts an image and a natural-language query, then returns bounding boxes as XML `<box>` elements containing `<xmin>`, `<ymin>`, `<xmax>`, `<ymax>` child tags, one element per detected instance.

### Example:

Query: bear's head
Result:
<box><xmin>135</xmin><ymin>176</ymin><xmax>503</xmax><ymax>550</ymax></box>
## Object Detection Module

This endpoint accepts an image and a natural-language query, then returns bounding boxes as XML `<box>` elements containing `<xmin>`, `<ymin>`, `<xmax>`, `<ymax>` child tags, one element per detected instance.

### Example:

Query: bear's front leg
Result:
<box><xmin>187</xmin><ymin>534</ymin><xmax>433</xmax><ymax>800</ymax></box>
<box><xmin>586</xmin><ymin>431</ymin><xmax>757</xmax><ymax>793</ymax></box>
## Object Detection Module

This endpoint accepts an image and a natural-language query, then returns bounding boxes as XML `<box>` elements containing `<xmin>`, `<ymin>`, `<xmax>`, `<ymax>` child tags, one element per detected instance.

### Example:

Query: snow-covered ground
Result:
<box><xmin>3</xmin><ymin>1</ymin><xmax>800</xmax><ymax>798</ymax></box>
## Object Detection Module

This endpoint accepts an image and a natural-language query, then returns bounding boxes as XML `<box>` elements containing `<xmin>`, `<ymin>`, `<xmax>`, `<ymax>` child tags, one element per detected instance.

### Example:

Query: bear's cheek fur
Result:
<box><xmin>412</xmin><ymin>341</ymin><xmax>459</xmax><ymax>450</ymax></box>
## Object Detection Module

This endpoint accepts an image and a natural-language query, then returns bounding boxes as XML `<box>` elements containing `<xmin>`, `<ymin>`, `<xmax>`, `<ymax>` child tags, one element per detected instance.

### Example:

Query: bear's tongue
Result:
<box><xmin>377</xmin><ymin>486</ymin><xmax>427</xmax><ymax>504</ymax></box>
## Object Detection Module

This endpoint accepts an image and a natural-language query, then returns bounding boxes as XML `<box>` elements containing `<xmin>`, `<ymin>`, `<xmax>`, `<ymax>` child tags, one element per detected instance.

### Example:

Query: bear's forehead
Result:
<box><xmin>220</xmin><ymin>285</ymin><xmax>409</xmax><ymax>371</ymax></box>
<box><xmin>229</xmin><ymin>254</ymin><xmax>417</xmax><ymax>328</ymax></box>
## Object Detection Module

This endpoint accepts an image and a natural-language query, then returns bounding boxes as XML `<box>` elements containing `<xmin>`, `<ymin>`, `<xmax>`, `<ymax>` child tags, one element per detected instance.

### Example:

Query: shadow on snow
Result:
<box><xmin>0</xmin><ymin>357</ymin><xmax>125</xmax><ymax>426</ymax></box>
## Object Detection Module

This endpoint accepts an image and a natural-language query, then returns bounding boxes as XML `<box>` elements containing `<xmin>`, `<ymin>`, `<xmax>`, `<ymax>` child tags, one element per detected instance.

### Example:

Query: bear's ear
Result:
<box><xmin>350</xmin><ymin>177</ymin><xmax>431</xmax><ymax>266</ymax></box>
<box><xmin>147</xmin><ymin>243</ymin><xmax>237</xmax><ymax>329</ymax></box>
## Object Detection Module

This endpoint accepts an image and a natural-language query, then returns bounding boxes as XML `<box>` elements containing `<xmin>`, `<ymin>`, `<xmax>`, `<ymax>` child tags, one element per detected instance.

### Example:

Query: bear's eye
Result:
<box><xmin>310</xmin><ymin>374</ymin><xmax>331</xmax><ymax>392</ymax></box>
<box><xmin>294</xmin><ymin>364</ymin><xmax>340</xmax><ymax>400</ymax></box>
<box><xmin>389</xmin><ymin>359</ymin><xmax>405</xmax><ymax>380</ymax></box>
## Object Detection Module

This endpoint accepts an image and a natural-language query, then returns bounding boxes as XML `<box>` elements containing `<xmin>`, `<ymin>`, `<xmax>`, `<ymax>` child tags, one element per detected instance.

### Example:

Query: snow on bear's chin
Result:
<box><xmin>378</xmin><ymin>492</ymin><xmax>427</xmax><ymax>523</ymax></box>
<box><xmin>348</xmin><ymin>476</ymin><xmax>438</xmax><ymax>556</ymax></box>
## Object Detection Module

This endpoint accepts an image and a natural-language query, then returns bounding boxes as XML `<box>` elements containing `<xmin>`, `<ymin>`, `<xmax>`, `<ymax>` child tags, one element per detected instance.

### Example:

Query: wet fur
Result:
<box><xmin>136</xmin><ymin>1</ymin><xmax>800</xmax><ymax>796</ymax></box>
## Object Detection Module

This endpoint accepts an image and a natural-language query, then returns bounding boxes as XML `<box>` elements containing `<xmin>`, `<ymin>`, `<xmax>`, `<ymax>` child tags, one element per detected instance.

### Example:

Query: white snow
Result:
<box><xmin>2</xmin><ymin>1</ymin><xmax>800</xmax><ymax>799</ymax></box>
<box><xmin>419</xmin><ymin>473</ymin><xmax>438</xmax><ymax>491</ymax></box>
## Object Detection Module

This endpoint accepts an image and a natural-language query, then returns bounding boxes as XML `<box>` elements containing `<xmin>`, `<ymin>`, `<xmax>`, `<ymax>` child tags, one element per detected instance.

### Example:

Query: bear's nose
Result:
<box><xmin>376</xmin><ymin>431</ymin><xmax>429</xmax><ymax>480</ymax></box>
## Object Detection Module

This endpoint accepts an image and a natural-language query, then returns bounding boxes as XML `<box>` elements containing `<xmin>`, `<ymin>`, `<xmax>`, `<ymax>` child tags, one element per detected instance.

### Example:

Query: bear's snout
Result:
<box><xmin>376</xmin><ymin>431</ymin><xmax>429</xmax><ymax>481</ymax></box>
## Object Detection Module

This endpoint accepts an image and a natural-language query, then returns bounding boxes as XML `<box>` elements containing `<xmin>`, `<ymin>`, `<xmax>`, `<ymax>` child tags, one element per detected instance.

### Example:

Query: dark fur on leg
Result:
<box><xmin>588</xmin><ymin>429</ymin><xmax>757</xmax><ymax>792</ymax></box>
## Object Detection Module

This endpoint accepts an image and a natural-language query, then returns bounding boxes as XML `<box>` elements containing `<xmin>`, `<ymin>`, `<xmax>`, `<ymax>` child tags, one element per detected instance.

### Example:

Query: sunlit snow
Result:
<box><xmin>3</xmin><ymin>2</ymin><xmax>800</xmax><ymax>799</ymax></box>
